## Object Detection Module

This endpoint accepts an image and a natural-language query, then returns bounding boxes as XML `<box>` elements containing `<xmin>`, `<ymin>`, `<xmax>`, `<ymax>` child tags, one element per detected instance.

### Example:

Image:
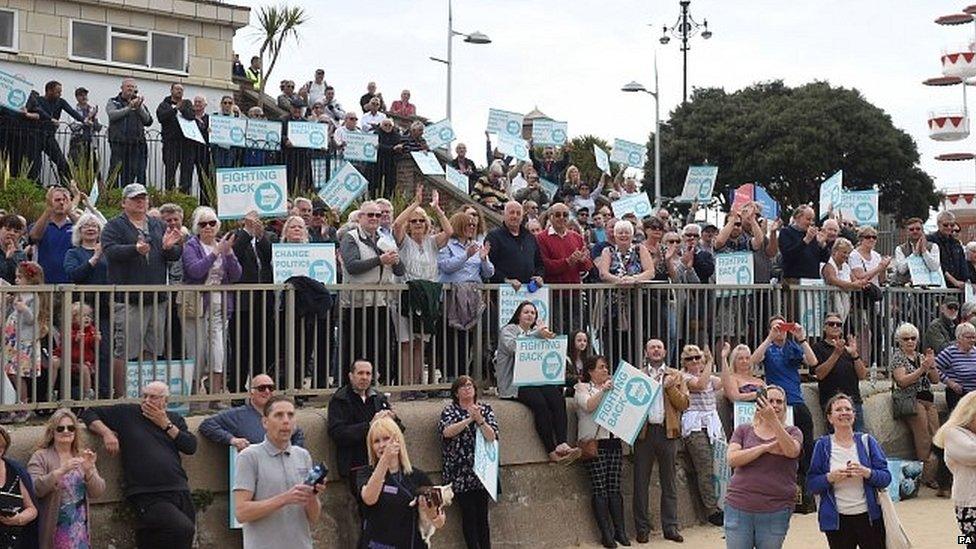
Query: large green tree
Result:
<box><xmin>643</xmin><ymin>81</ymin><xmax>939</xmax><ymax>220</ymax></box>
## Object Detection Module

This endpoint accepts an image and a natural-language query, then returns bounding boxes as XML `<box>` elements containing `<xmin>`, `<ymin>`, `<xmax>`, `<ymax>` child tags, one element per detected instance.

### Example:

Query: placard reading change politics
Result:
<box><xmin>531</xmin><ymin>120</ymin><xmax>568</xmax><ymax>146</ymax></box>
<box><xmin>216</xmin><ymin>166</ymin><xmax>288</xmax><ymax>220</ymax></box>
<box><xmin>244</xmin><ymin>118</ymin><xmax>282</xmax><ymax>150</ymax></box>
<box><xmin>343</xmin><ymin>131</ymin><xmax>379</xmax><ymax>162</ymax></box>
<box><xmin>487</xmin><ymin>108</ymin><xmax>524</xmax><ymax>137</ymax></box>
<box><xmin>272</xmin><ymin>243</ymin><xmax>337</xmax><ymax>285</ymax></box>
<box><xmin>513</xmin><ymin>335</ymin><xmax>568</xmax><ymax>387</ymax></box>
<box><xmin>209</xmin><ymin>115</ymin><xmax>247</xmax><ymax>147</ymax></box>
<box><xmin>594</xmin><ymin>361</ymin><xmax>660</xmax><ymax>445</ymax></box>
<box><xmin>498</xmin><ymin>286</ymin><xmax>550</xmax><ymax>327</ymax></box>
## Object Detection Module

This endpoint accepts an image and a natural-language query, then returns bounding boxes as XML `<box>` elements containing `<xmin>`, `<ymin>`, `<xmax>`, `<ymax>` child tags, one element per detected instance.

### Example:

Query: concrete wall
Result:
<box><xmin>0</xmin><ymin>381</ymin><xmax>934</xmax><ymax>548</ymax></box>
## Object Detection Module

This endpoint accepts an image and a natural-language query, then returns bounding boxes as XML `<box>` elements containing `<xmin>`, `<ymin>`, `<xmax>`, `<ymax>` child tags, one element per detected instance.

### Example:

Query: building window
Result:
<box><xmin>70</xmin><ymin>20</ymin><xmax>187</xmax><ymax>74</ymax></box>
<box><xmin>0</xmin><ymin>9</ymin><xmax>17</xmax><ymax>53</ymax></box>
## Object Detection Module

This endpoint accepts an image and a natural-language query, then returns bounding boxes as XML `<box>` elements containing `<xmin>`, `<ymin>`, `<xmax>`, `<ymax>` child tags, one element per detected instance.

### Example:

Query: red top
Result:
<box><xmin>54</xmin><ymin>324</ymin><xmax>97</xmax><ymax>370</ymax></box>
<box><xmin>536</xmin><ymin>228</ymin><xmax>593</xmax><ymax>283</ymax></box>
<box><xmin>391</xmin><ymin>100</ymin><xmax>416</xmax><ymax>117</ymax></box>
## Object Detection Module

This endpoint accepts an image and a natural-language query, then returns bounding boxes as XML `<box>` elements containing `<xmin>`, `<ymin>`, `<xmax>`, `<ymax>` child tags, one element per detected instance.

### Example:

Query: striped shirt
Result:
<box><xmin>936</xmin><ymin>343</ymin><xmax>976</xmax><ymax>393</ymax></box>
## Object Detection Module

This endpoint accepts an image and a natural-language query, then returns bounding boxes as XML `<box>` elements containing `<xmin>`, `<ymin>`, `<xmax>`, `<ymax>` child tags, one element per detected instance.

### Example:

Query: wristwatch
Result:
<box><xmin>163</xmin><ymin>423</ymin><xmax>174</xmax><ymax>432</ymax></box>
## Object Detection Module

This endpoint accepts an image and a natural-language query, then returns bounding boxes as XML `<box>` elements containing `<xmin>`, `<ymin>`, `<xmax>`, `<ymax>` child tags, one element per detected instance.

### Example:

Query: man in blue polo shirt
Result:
<box><xmin>751</xmin><ymin>315</ymin><xmax>818</xmax><ymax>511</ymax></box>
<box><xmin>28</xmin><ymin>186</ymin><xmax>79</xmax><ymax>283</ymax></box>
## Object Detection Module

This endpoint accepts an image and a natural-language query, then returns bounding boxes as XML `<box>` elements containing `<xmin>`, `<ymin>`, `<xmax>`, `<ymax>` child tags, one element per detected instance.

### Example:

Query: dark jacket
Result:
<box><xmin>929</xmin><ymin>231</ymin><xmax>968</xmax><ymax>284</ymax></box>
<box><xmin>232</xmin><ymin>228</ymin><xmax>274</xmax><ymax>285</ymax></box>
<box><xmin>101</xmin><ymin>213</ymin><xmax>182</xmax><ymax>301</ymax></box>
<box><xmin>327</xmin><ymin>385</ymin><xmax>400</xmax><ymax>477</ymax></box>
<box><xmin>0</xmin><ymin>249</ymin><xmax>27</xmax><ymax>284</ymax></box>
<box><xmin>485</xmin><ymin>225</ymin><xmax>545</xmax><ymax>283</ymax></box>
<box><xmin>530</xmin><ymin>147</ymin><xmax>570</xmax><ymax>183</ymax></box>
<box><xmin>106</xmin><ymin>94</ymin><xmax>152</xmax><ymax>144</ymax></box>
<box><xmin>924</xmin><ymin>314</ymin><xmax>957</xmax><ymax>355</ymax></box>
<box><xmin>779</xmin><ymin>223</ymin><xmax>828</xmax><ymax>279</ymax></box>
<box><xmin>36</xmin><ymin>96</ymin><xmax>84</xmax><ymax>135</ymax></box>
<box><xmin>402</xmin><ymin>280</ymin><xmax>443</xmax><ymax>334</ymax></box>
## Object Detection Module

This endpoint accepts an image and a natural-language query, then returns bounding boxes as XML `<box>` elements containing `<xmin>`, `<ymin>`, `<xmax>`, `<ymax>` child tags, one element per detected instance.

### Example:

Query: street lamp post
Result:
<box><xmin>659</xmin><ymin>0</ymin><xmax>712</xmax><ymax>104</ymax></box>
<box><xmin>622</xmin><ymin>57</ymin><xmax>661</xmax><ymax>207</ymax></box>
<box><xmin>429</xmin><ymin>0</ymin><xmax>491</xmax><ymax>120</ymax></box>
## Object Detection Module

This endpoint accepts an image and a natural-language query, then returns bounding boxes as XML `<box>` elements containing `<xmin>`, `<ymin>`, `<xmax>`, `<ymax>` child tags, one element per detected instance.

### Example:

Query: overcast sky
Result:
<box><xmin>232</xmin><ymin>0</ymin><xmax>976</xmax><ymax>199</ymax></box>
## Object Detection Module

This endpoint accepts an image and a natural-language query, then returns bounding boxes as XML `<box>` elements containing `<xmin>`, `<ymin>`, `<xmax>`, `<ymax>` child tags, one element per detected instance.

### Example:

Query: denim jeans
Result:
<box><xmin>724</xmin><ymin>504</ymin><xmax>792</xmax><ymax>549</ymax></box>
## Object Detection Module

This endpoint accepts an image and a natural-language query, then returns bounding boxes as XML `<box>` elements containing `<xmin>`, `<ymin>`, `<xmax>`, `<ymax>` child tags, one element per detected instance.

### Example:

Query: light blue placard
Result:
<box><xmin>319</xmin><ymin>162</ymin><xmax>367</xmax><ymax>212</ymax></box>
<box><xmin>819</xmin><ymin>170</ymin><xmax>843</xmax><ymax>220</ymax></box>
<box><xmin>594</xmin><ymin>361</ymin><xmax>660</xmax><ymax>445</ymax></box>
<box><xmin>209</xmin><ymin>115</ymin><xmax>247</xmax><ymax>147</ymax></box>
<box><xmin>272</xmin><ymin>243</ymin><xmax>337</xmax><ymax>285</ymax></box>
<box><xmin>532</xmin><ymin>120</ymin><xmax>568</xmax><ymax>146</ymax></box>
<box><xmin>838</xmin><ymin>189</ymin><xmax>879</xmax><ymax>226</ymax></box>
<box><xmin>593</xmin><ymin>145</ymin><xmax>611</xmax><ymax>174</ymax></box>
<box><xmin>513</xmin><ymin>336</ymin><xmax>568</xmax><ymax>387</ymax></box>
<box><xmin>0</xmin><ymin>69</ymin><xmax>33</xmax><ymax>111</ymax></box>
<box><xmin>715</xmin><ymin>252</ymin><xmax>753</xmax><ymax>298</ymax></box>
<box><xmin>424</xmin><ymin>119</ymin><xmax>455</xmax><ymax>150</ymax></box>
<box><xmin>445</xmin><ymin>165</ymin><xmax>470</xmax><ymax>194</ymax></box>
<box><xmin>287</xmin><ymin>121</ymin><xmax>328</xmax><ymax>150</ymax></box>
<box><xmin>733</xmin><ymin>401</ymin><xmax>794</xmax><ymax>428</ymax></box>
<box><xmin>610</xmin><ymin>139</ymin><xmax>647</xmax><ymax>168</ymax></box>
<box><xmin>178</xmin><ymin>116</ymin><xmax>205</xmax><ymax>144</ymax></box>
<box><xmin>229</xmin><ymin>446</ymin><xmax>241</xmax><ymax>529</ymax></box>
<box><xmin>907</xmin><ymin>255</ymin><xmax>945</xmax><ymax>287</ymax></box>
<box><xmin>678</xmin><ymin>165</ymin><xmax>718</xmax><ymax>203</ymax></box>
<box><xmin>411</xmin><ymin>151</ymin><xmax>444</xmax><ymax>175</ymax></box>
<box><xmin>498</xmin><ymin>286</ymin><xmax>550</xmax><ymax>327</ymax></box>
<box><xmin>712</xmin><ymin>437</ymin><xmax>730</xmax><ymax>508</ymax></box>
<box><xmin>216</xmin><ymin>165</ymin><xmax>288</xmax><ymax>220</ymax></box>
<box><xmin>474</xmin><ymin>430</ymin><xmax>499</xmax><ymax>501</ymax></box>
<box><xmin>244</xmin><ymin>118</ymin><xmax>282</xmax><ymax>151</ymax></box>
<box><xmin>497</xmin><ymin>134</ymin><xmax>529</xmax><ymax>161</ymax></box>
<box><xmin>487</xmin><ymin>108</ymin><xmax>524</xmax><ymax>137</ymax></box>
<box><xmin>539</xmin><ymin>178</ymin><xmax>559</xmax><ymax>200</ymax></box>
<box><xmin>611</xmin><ymin>192</ymin><xmax>653</xmax><ymax>219</ymax></box>
<box><xmin>798</xmin><ymin>278</ymin><xmax>827</xmax><ymax>338</ymax></box>
<box><xmin>125</xmin><ymin>360</ymin><xmax>195</xmax><ymax>416</ymax></box>
<box><xmin>344</xmin><ymin>131</ymin><xmax>378</xmax><ymax>162</ymax></box>
<box><xmin>88</xmin><ymin>184</ymin><xmax>100</xmax><ymax>207</ymax></box>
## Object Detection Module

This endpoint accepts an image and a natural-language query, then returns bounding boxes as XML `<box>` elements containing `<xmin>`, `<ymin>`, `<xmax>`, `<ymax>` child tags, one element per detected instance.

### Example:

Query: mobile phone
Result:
<box><xmin>418</xmin><ymin>486</ymin><xmax>443</xmax><ymax>507</ymax></box>
<box><xmin>756</xmin><ymin>387</ymin><xmax>768</xmax><ymax>403</ymax></box>
<box><xmin>304</xmin><ymin>462</ymin><xmax>328</xmax><ymax>486</ymax></box>
<box><xmin>779</xmin><ymin>322</ymin><xmax>797</xmax><ymax>333</ymax></box>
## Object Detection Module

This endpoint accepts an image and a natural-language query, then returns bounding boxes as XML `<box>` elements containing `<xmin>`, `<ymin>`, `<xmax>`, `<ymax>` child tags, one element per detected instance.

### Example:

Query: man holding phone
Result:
<box><xmin>234</xmin><ymin>396</ymin><xmax>324</xmax><ymax>549</ymax></box>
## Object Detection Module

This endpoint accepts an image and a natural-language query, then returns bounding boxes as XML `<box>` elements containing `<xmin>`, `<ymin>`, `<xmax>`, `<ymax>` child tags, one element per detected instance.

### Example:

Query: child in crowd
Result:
<box><xmin>2</xmin><ymin>262</ymin><xmax>50</xmax><ymax>422</ymax></box>
<box><xmin>52</xmin><ymin>302</ymin><xmax>98</xmax><ymax>399</ymax></box>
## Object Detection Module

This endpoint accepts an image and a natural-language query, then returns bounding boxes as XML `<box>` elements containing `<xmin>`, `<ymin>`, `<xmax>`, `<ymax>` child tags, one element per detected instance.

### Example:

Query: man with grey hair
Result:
<box><xmin>929</xmin><ymin>210</ymin><xmax>968</xmax><ymax>288</ymax></box>
<box><xmin>486</xmin><ymin>201</ymin><xmax>544</xmax><ymax>288</ymax></box>
<box><xmin>965</xmin><ymin>241</ymin><xmax>976</xmax><ymax>283</ymax></box>
<box><xmin>359</xmin><ymin>97</ymin><xmax>387</xmax><ymax>132</ymax></box>
<box><xmin>156</xmin><ymin>83</ymin><xmax>194</xmax><ymax>189</ymax></box>
<box><xmin>82</xmin><ymin>380</ymin><xmax>198</xmax><ymax>548</ymax></box>
<box><xmin>107</xmin><ymin>77</ymin><xmax>153</xmax><ymax>186</ymax></box>
<box><xmin>331</xmin><ymin>111</ymin><xmax>359</xmax><ymax>151</ymax></box>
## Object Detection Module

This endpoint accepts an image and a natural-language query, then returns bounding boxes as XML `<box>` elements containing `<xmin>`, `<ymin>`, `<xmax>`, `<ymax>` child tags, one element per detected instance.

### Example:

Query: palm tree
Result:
<box><xmin>253</xmin><ymin>4</ymin><xmax>309</xmax><ymax>95</ymax></box>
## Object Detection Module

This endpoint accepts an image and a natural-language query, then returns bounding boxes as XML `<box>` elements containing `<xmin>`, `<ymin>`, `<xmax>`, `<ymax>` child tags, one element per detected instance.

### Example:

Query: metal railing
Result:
<box><xmin>0</xmin><ymin>281</ymin><xmax>961</xmax><ymax>414</ymax></box>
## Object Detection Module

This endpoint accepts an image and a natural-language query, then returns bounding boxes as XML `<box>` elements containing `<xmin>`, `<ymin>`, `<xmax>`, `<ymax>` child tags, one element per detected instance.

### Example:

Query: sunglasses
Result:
<box><xmin>666</xmin><ymin>239</ymin><xmax>681</xmax><ymax>244</ymax></box>
<box><xmin>253</xmin><ymin>384</ymin><xmax>275</xmax><ymax>393</ymax></box>
<box><xmin>221</xmin><ymin>100</ymin><xmax>233</xmax><ymax>105</ymax></box>
<box><xmin>197</xmin><ymin>220</ymin><xmax>218</xmax><ymax>228</ymax></box>
<box><xmin>409</xmin><ymin>219</ymin><xmax>426</xmax><ymax>224</ymax></box>
<box><xmin>683</xmin><ymin>355</ymin><xmax>702</xmax><ymax>361</ymax></box>
<box><xmin>824</xmin><ymin>321</ymin><xmax>843</xmax><ymax>327</ymax></box>
<box><xmin>862</xmin><ymin>235</ymin><xmax>877</xmax><ymax>240</ymax></box>
<box><xmin>901</xmin><ymin>336</ymin><xmax>917</xmax><ymax>341</ymax></box>
<box><xmin>551</xmin><ymin>212</ymin><xmax>569</xmax><ymax>218</ymax></box>
<box><xmin>56</xmin><ymin>424</ymin><xmax>76</xmax><ymax>433</ymax></box>
<box><xmin>364</xmin><ymin>212</ymin><xmax>382</xmax><ymax>218</ymax></box>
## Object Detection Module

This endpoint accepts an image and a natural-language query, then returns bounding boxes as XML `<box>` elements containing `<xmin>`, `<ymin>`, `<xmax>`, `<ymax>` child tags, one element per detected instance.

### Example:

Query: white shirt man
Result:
<box><xmin>360</xmin><ymin>98</ymin><xmax>388</xmax><ymax>132</ymax></box>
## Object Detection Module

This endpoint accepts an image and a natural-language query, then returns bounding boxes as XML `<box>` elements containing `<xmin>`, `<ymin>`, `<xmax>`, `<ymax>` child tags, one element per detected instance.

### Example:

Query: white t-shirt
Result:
<box><xmin>848</xmin><ymin>248</ymin><xmax>882</xmax><ymax>285</ymax></box>
<box><xmin>830</xmin><ymin>436</ymin><xmax>868</xmax><ymax>515</ymax></box>
<box><xmin>399</xmin><ymin>235</ymin><xmax>440</xmax><ymax>282</ymax></box>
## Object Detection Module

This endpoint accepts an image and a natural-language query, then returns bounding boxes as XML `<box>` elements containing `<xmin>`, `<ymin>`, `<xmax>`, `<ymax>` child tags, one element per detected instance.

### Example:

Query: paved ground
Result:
<box><xmin>580</xmin><ymin>487</ymin><xmax>958</xmax><ymax>548</ymax></box>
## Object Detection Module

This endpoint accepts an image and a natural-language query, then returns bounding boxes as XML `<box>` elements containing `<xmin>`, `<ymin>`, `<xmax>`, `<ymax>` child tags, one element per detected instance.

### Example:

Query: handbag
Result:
<box><xmin>580</xmin><ymin>438</ymin><xmax>599</xmax><ymax>461</ymax></box>
<box><xmin>177</xmin><ymin>291</ymin><xmax>204</xmax><ymax>318</ymax></box>
<box><xmin>891</xmin><ymin>357</ymin><xmax>918</xmax><ymax>419</ymax></box>
<box><xmin>863</xmin><ymin>434</ymin><xmax>913</xmax><ymax>549</ymax></box>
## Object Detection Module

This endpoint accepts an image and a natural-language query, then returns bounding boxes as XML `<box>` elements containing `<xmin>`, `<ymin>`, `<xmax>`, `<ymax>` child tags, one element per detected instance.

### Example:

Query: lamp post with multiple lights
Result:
<box><xmin>659</xmin><ymin>0</ymin><xmax>712</xmax><ymax>105</ymax></box>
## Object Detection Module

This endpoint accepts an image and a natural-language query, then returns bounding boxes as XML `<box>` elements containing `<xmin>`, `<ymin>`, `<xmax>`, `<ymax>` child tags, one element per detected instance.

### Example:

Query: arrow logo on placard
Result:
<box><xmin>506</xmin><ymin>120</ymin><xmax>520</xmax><ymax>136</ymax></box>
<box><xmin>854</xmin><ymin>201</ymin><xmax>875</xmax><ymax>221</ymax></box>
<box><xmin>628</xmin><ymin>151</ymin><xmax>642</xmax><ymax>166</ymax></box>
<box><xmin>625</xmin><ymin>378</ymin><xmax>653</xmax><ymax>406</ymax></box>
<box><xmin>343</xmin><ymin>173</ymin><xmax>362</xmax><ymax>191</ymax></box>
<box><xmin>307</xmin><ymin>259</ymin><xmax>334</xmax><ymax>283</ymax></box>
<box><xmin>541</xmin><ymin>351</ymin><xmax>562</xmax><ymax>380</ymax></box>
<box><xmin>7</xmin><ymin>89</ymin><xmax>26</xmax><ymax>109</ymax></box>
<box><xmin>309</xmin><ymin>130</ymin><xmax>325</xmax><ymax>147</ymax></box>
<box><xmin>254</xmin><ymin>181</ymin><xmax>283</xmax><ymax>212</ymax></box>
<box><xmin>551</xmin><ymin>129</ymin><xmax>567</xmax><ymax>144</ymax></box>
<box><xmin>363</xmin><ymin>143</ymin><xmax>377</xmax><ymax>159</ymax></box>
<box><xmin>229</xmin><ymin>126</ymin><xmax>245</xmax><ymax>144</ymax></box>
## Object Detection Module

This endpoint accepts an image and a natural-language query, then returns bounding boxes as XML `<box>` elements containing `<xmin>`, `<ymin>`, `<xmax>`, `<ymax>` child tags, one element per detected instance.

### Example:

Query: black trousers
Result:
<box><xmin>515</xmin><ymin>385</ymin><xmax>568</xmax><ymax>453</ymax></box>
<box><xmin>341</xmin><ymin>306</ymin><xmax>396</xmax><ymax>384</ymax></box>
<box><xmin>456</xmin><ymin>488</ymin><xmax>491</xmax><ymax>549</ymax></box>
<box><xmin>824</xmin><ymin>512</ymin><xmax>885</xmax><ymax>549</ymax></box>
<box><xmin>793</xmin><ymin>401</ymin><xmax>815</xmax><ymax>493</ymax></box>
<box><xmin>938</xmin><ymin>388</ymin><xmax>966</xmax><ymax>489</ymax></box>
<box><xmin>228</xmin><ymin>301</ymin><xmax>277</xmax><ymax>393</ymax></box>
<box><xmin>40</xmin><ymin>132</ymin><xmax>70</xmax><ymax>182</ymax></box>
<box><xmin>128</xmin><ymin>490</ymin><xmax>195</xmax><ymax>549</ymax></box>
<box><xmin>180</xmin><ymin>141</ymin><xmax>210</xmax><ymax>196</ymax></box>
<box><xmin>162</xmin><ymin>139</ymin><xmax>185</xmax><ymax>189</ymax></box>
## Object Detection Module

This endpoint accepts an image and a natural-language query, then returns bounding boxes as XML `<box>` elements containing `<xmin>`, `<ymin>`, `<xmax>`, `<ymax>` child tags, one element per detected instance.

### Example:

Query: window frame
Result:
<box><xmin>0</xmin><ymin>8</ymin><xmax>18</xmax><ymax>54</ymax></box>
<box><xmin>68</xmin><ymin>19</ymin><xmax>189</xmax><ymax>76</ymax></box>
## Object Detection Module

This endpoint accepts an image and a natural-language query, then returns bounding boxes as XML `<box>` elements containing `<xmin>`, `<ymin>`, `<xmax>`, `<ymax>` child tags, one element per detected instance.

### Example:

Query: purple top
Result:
<box><xmin>725</xmin><ymin>423</ymin><xmax>803</xmax><ymax>513</ymax></box>
<box><xmin>181</xmin><ymin>236</ymin><xmax>243</xmax><ymax>312</ymax></box>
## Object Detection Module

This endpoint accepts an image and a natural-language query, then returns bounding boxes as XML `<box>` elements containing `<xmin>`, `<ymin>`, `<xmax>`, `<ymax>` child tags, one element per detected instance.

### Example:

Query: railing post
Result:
<box><xmin>59</xmin><ymin>285</ymin><xmax>73</xmax><ymax>404</ymax></box>
<box><xmin>284</xmin><ymin>284</ymin><xmax>296</xmax><ymax>394</ymax></box>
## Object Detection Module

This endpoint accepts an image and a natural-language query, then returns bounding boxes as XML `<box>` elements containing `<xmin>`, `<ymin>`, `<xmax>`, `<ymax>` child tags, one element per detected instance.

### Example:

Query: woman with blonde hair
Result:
<box><xmin>935</xmin><ymin>391</ymin><xmax>976</xmax><ymax>546</ymax></box>
<box><xmin>720</xmin><ymin>342</ymin><xmax>766</xmax><ymax>402</ymax></box>
<box><xmin>358</xmin><ymin>416</ymin><xmax>445</xmax><ymax>548</ymax></box>
<box><xmin>891</xmin><ymin>322</ymin><xmax>940</xmax><ymax>488</ymax></box>
<box><xmin>821</xmin><ymin>237</ymin><xmax>868</xmax><ymax>322</ymax></box>
<box><xmin>280</xmin><ymin>215</ymin><xmax>310</xmax><ymax>244</ymax></box>
<box><xmin>28</xmin><ymin>408</ymin><xmax>105</xmax><ymax>548</ymax></box>
<box><xmin>679</xmin><ymin>344</ymin><xmax>725</xmax><ymax>527</ymax></box>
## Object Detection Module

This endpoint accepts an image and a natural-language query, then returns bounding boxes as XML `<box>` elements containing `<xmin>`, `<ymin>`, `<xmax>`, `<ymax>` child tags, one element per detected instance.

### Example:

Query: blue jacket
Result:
<box><xmin>806</xmin><ymin>433</ymin><xmax>891</xmax><ymax>532</ymax></box>
<box><xmin>198</xmin><ymin>401</ymin><xmax>305</xmax><ymax>447</ymax></box>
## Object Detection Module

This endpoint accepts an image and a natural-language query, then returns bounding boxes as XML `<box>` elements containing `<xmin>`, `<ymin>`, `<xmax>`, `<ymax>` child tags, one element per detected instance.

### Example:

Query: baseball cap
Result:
<box><xmin>290</xmin><ymin>97</ymin><xmax>307</xmax><ymax>109</ymax></box>
<box><xmin>311</xmin><ymin>198</ymin><xmax>327</xmax><ymax>213</ymax></box>
<box><xmin>122</xmin><ymin>183</ymin><xmax>148</xmax><ymax>198</ymax></box>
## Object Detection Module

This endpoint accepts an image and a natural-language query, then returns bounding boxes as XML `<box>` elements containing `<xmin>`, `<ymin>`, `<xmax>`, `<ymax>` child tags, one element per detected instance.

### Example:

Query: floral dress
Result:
<box><xmin>53</xmin><ymin>468</ymin><xmax>89</xmax><ymax>549</ymax></box>
<box><xmin>438</xmin><ymin>402</ymin><xmax>499</xmax><ymax>493</ymax></box>
<box><xmin>2</xmin><ymin>294</ymin><xmax>40</xmax><ymax>378</ymax></box>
